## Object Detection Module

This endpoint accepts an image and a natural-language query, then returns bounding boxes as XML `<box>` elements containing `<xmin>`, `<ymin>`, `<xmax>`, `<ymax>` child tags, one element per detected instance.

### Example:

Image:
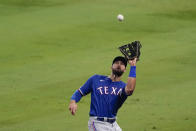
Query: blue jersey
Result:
<box><xmin>76</xmin><ymin>75</ymin><xmax>132</xmax><ymax>118</ymax></box>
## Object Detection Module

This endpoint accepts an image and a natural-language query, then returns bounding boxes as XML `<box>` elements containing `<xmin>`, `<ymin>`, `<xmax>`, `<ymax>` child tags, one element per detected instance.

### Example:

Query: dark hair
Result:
<box><xmin>112</xmin><ymin>56</ymin><xmax>127</xmax><ymax>67</ymax></box>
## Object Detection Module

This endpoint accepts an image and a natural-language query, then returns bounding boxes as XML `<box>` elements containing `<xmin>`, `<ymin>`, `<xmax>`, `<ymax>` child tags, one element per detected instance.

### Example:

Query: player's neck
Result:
<box><xmin>109</xmin><ymin>74</ymin><xmax>121</xmax><ymax>82</ymax></box>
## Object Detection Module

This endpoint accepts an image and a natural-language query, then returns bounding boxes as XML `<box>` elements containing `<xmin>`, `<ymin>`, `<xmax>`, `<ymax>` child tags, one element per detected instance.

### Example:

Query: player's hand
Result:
<box><xmin>69</xmin><ymin>100</ymin><xmax>77</xmax><ymax>115</ymax></box>
<box><xmin>128</xmin><ymin>58</ymin><xmax>137</xmax><ymax>66</ymax></box>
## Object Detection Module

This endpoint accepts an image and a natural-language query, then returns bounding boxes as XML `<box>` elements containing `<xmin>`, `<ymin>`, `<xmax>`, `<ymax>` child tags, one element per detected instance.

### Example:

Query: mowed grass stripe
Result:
<box><xmin>0</xmin><ymin>0</ymin><xmax>196</xmax><ymax>130</ymax></box>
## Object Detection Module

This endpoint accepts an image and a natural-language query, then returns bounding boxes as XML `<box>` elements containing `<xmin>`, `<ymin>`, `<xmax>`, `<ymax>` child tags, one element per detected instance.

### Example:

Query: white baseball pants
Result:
<box><xmin>88</xmin><ymin>117</ymin><xmax>122</xmax><ymax>131</ymax></box>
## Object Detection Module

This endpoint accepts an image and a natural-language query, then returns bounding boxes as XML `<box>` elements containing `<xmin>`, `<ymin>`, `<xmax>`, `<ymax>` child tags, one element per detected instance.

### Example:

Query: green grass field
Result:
<box><xmin>0</xmin><ymin>0</ymin><xmax>196</xmax><ymax>130</ymax></box>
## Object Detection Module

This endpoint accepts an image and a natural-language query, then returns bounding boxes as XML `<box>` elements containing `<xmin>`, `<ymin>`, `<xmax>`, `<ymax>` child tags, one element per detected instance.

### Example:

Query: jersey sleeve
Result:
<box><xmin>71</xmin><ymin>75</ymin><xmax>95</xmax><ymax>103</ymax></box>
<box><xmin>78</xmin><ymin>75</ymin><xmax>95</xmax><ymax>96</ymax></box>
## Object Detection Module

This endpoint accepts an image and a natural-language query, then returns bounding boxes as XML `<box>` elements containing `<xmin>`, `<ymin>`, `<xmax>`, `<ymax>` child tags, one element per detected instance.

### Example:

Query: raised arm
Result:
<box><xmin>125</xmin><ymin>58</ymin><xmax>137</xmax><ymax>95</ymax></box>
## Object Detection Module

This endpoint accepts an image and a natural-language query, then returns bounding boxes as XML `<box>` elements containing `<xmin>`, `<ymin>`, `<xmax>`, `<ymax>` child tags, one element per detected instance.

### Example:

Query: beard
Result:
<box><xmin>112</xmin><ymin>68</ymin><xmax>124</xmax><ymax>77</ymax></box>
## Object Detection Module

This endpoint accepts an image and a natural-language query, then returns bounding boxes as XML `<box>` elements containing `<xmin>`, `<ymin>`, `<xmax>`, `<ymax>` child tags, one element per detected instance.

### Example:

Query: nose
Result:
<box><xmin>117</xmin><ymin>63</ymin><xmax>122</xmax><ymax>68</ymax></box>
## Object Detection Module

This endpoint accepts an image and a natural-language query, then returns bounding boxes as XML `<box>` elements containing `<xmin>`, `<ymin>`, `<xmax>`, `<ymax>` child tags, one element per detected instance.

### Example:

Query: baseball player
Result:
<box><xmin>69</xmin><ymin>56</ymin><xmax>137</xmax><ymax>131</ymax></box>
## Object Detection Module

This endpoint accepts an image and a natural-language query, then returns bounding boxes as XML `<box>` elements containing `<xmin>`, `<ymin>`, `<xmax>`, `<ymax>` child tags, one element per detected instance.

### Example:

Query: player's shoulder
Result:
<box><xmin>91</xmin><ymin>74</ymin><xmax>108</xmax><ymax>80</ymax></box>
<box><xmin>87</xmin><ymin>74</ymin><xmax>107</xmax><ymax>83</ymax></box>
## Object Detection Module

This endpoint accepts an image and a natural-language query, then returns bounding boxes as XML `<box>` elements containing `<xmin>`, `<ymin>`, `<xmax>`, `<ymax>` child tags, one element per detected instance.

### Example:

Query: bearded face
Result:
<box><xmin>112</xmin><ymin>68</ymin><xmax>124</xmax><ymax>77</ymax></box>
<box><xmin>112</xmin><ymin>61</ymin><xmax>126</xmax><ymax>77</ymax></box>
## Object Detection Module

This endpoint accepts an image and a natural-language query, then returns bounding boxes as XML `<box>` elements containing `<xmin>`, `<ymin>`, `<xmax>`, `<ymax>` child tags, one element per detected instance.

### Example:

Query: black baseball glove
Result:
<box><xmin>118</xmin><ymin>41</ymin><xmax>142</xmax><ymax>61</ymax></box>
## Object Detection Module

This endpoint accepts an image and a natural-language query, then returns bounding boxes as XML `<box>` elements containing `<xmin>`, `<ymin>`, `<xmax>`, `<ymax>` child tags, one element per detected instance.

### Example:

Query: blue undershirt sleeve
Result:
<box><xmin>71</xmin><ymin>90</ymin><xmax>82</xmax><ymax>103</ymax></box>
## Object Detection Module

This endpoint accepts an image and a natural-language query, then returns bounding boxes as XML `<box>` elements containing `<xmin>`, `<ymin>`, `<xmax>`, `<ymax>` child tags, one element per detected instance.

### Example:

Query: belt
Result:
<box><xmin>96</xmin><ymin>117</ymin><xmax>116</xmax><ymax>124</ymax></box>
